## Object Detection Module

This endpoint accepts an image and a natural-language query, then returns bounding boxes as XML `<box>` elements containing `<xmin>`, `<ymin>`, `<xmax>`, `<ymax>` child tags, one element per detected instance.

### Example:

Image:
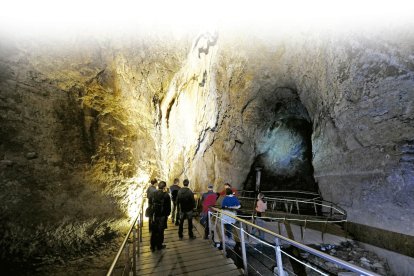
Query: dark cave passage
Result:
<box><xmin>243</xmin><ymin>90</ymin><xmax>318</xmax><ymax>193</ymax></box>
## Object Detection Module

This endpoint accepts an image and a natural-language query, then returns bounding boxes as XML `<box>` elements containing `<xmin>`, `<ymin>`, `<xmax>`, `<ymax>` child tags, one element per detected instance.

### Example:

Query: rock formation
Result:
<box><xmin>0</xmin><ymin>25</ymin><xmax>413</xmax><ymax>273</ymax></box>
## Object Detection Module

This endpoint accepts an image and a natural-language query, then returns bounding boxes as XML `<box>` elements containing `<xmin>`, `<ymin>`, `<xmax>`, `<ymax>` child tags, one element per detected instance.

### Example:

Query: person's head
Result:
<box><xmin>173</xmin><ymin>178</ymin><xmax>179</xmax><ymax>185</ymax></box>
<box><xmin>257</xmin><ymin>193</ymin><xmax>265</xmax><ymax>200</ymax></box>
<box><xmin>225</xmin><ymin>188</ymin><xmax>233</xmax><ymax>196</ymax></box>
<box><xmin>150</xmin><ymin>179</ymin><xmax>157</xmax><ymax>186</ymax></box>
<box><xmin>208</xmin><ymin>184</ymin><xmax>213</xmax><ymax>191</ymax></box>
<box><xmin>183</xmin><ymin>179</ymin><xmax>189</xmax><ymax>187</ymax></box>
<box><xmin>224</xmin><ymin>183</ymin><xmax>231</xmax><ymax>189</ymax></box>
<box><xmin>158</xmin><ymin>181</ymin><xmax>166</xmax><ymax>190</ymax></box>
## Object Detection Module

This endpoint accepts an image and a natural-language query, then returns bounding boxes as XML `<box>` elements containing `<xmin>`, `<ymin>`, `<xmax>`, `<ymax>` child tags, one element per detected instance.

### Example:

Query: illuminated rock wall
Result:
<box><xmin>0</xmin><ymin>27</ymin><xmax>413</xmax><ymax>266</ymax></box>
<box><xmin>0</xmin><ymin>34</ymin><xmax>189</xmax><ymax>264</ymax></box>
<box><xmin>162</xmin><ymin>30</ymin><xmax>414</xmax><ymax>237</ymax></box>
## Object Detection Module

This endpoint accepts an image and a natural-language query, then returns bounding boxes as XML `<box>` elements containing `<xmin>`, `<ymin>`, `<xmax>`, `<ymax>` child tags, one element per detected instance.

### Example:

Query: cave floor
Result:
<box><xmin>135</xmin><ymin>220</ymin><xmax>242</xmax><ymax>275</ymax></box>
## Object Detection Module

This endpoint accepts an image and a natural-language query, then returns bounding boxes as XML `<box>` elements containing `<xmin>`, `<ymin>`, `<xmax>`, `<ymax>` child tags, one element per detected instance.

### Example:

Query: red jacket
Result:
<box><xmin>202</xmin><ymin>193</ymin><xmax>218</xmax><ymax>214</ymax></box>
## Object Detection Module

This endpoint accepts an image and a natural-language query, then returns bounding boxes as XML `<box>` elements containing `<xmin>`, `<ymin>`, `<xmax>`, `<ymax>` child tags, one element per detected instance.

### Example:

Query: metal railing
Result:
<box><xmin>208</xmin><ymin>207</ymin><xmax>379</xmax><ymax>276</ymax></box>
<box><xmin>240</xmin><ymin>190</ymin><xmax>321</xmax><ymax>200</ymax></box>
<box><xmin>238</xmin><ymin>196</ymin><xmax>347</xmax><ymax>222</ymax></box>
<box><xmin>107</xmin><ymin>197</ymin><xmax>146</xmax><ymax>276</ymax></box>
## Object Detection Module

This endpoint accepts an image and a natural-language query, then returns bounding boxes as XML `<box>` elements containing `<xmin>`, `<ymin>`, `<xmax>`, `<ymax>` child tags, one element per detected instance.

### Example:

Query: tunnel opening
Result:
<box><xmin>243</xmin><ymin>89</ymin><xmax>319</xmax><ymax>194</ymax></box>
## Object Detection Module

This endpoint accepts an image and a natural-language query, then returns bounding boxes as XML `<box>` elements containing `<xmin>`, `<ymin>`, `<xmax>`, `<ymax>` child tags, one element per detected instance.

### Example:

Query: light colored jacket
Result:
<box><xmin>256</xmin><ymin>199</ymin><xmax>267</xmax><ymax>213</ymax></box>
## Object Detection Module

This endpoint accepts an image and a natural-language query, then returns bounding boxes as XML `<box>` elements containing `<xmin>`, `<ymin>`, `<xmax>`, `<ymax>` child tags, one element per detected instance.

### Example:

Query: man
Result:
<box><xmin>220</xmin><ymin>182</ymin><xmax>238</xmax><ymax>196</ymax></box>
<box><xmin>201</xmin><ymin>191</ymin><xmax>219</xmax><ymax>239</ymax></box>
<box><xmin>177</xmin><ymin>179</ymin><xmax>196</xmax><ymax>240</ymax></box>
<box><xmin>146</xmin><ymin>179</ymin><xmax>158</xmax><ymax>231</ymax></box>
<box><xmin>150</xmin><ymin>181</ymin><xmax>171</xmax><ymax>251</ymax></box>
<box><xmin>201</xmin><ymin>184</ymin><xmax>215</xmax><ymax>202</ymax></box>
<box><xmin>221</xmin><ymin>188</ymin><xmax>241</xmax><ymax>239</ymax></box>
<box><xmin>169</xmin><ymin>178</ymin><xmax>181</xmax><ymax>225</ymax></box>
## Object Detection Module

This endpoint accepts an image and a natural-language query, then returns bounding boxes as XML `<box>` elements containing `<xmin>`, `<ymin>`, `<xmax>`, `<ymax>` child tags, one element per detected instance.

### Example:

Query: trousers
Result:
<box><xmin>178</xmin><ymin>210</ymin><xmax>194</xmax><ymax>238</ymax></box>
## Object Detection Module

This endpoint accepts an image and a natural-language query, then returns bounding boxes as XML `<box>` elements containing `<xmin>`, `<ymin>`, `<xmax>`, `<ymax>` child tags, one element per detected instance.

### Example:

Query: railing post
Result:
<box><xmin>274</xmin><ymin>237</ymin><xmax>284</xmax><ymax>276</ymax></box>
<box><xmin>239</xmin><ymin>222</ymin><xmax>248</xmax><ymax>275</ymax></box>
<box><xmin>132</xmin><ymin>227</ymin><xmax>137</xmax><ymax>276</ymax></box>
<box><xmin>296</xmin><ymin>200</ymin><xmax>300</xmax><ymax>215</ymax></box>
<box><xmin>137</xmin><ymin>216</ymin><xmax>141</xmax><ymax>255</ymax></box>
<box><xmin>139</xmin><ymin>206</ymin><xmax>143</xmax><ymax>242</ymax></box>
<box><xmin>208</xmin><ymin>210</ymin><xmax>212</xmax><ymax>239</ymax></box>
<box><xmin>125</xmin><ymin>242</ymin><xmax>130</xmax><ymax>275</ymax></box>
<box><xmin>330</xmin><ymin>202</ymin><xmax>333</xmax><ymax>218</ymax></box>
<box><xmin>220</xmin><ymin>213</ymin><xmax>226</xmax><ymax>254</ymax></box>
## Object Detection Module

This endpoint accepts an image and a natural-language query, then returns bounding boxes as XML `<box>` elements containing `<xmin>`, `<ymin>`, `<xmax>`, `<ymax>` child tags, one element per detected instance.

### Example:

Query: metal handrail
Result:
<box><xmin>107</xmin><ymin>197</ymin><xmax>146</xmax><ymax>276</ymax></box>
<box><xmin>240</xmin><ymin>190</ymin><xmax>321</xmax><ymax>198</ymax></box>
<box><xmin>209</xmin><ymin>207</ymin><xmax>380</xmax><ymax>276</ymax></box>
<box><xmin>238</xmin><ymin>195</ymin><xmax>347</xmax><ymax>221</ymax></box>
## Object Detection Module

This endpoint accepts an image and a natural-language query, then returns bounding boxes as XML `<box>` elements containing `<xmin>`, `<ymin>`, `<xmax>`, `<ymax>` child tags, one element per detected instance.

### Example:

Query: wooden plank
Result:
<box><xmin>137</xmin><ymin>253</ymin><xmax>229</xmax><ymax>271</ymax></box>
<box><xmin>175</xmin><ymin>265</ymin><xmax>241</xmax><ymax>276</ymax></box>
<box><xmin>137</xmin><ymin>259</ymin><xmax>235</xmax><ymax>275</ymax></box>
<box><xmin>136</xmin><ymin>220</ymin><xmax>242</xmax><ymax>276</ymax></box>
<box><xmin>138</xmin><ymin>247</ymin><xmax>221</xmax><ymax>261</ymax></box>
<box><xmin>139</xmin><ymin>241</ymin><xmax>209</xmax><ymax>254</ymax></box>
<box><xmin>137</xmin><ymin>249</ymin><xmax>223</xmax><ymax>265</ymax></box>
<box><xmin>140</xmin><ymin>238</ymin><xmax>210</xmax><ymax>249</ymax></box>
<box><xmin>212</xmin><ymin>269</ymin><xmax>244</xmax><ymax>276</ymax></box>
<box><xmin>140</xmin><ymin>237</ymin><xmax>199</xmax><ymax>246</ymax></box>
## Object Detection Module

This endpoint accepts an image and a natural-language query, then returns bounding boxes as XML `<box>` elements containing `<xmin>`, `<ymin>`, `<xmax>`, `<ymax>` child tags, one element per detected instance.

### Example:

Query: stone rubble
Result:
<box><xmin>303</xmin><ymin>241</ymin><xmax>391</xmax><ymax>276</ymax></box>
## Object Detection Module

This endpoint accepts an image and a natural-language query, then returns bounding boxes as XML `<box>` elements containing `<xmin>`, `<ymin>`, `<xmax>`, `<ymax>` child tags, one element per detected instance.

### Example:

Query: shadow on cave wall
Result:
<box><xmin>243</xmin><ymin>89</ymin><xmax>319</xmax><ymax>194</ymax></box>
<box><xmin>0</xmin><ymin>64</ymin><xmax>126</xmax><ymax>271</ymax></box>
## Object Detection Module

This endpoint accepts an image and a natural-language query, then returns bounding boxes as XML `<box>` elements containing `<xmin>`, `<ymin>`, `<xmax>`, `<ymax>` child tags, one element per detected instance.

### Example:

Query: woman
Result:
<box><xmin>252</xmin><ymin>193</ymin><xmax>267</xmax><ymax>240</ymax></box>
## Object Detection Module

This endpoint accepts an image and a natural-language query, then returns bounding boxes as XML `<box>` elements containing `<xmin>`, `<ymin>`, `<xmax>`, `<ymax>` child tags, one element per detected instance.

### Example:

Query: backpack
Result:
<box><xmin>171</xmin><ymin>189</ymin><xmax>179</xmax><ymax>202</ymax></box>
<box><xmin>152</xmin><ymin>191</ymin><xmax>165</xmax><ymax>217</ymax></box>
<box><xmin>179</xmin><ymin>189</ymin><xmax>194</xmax><ymax>212</ymax></box>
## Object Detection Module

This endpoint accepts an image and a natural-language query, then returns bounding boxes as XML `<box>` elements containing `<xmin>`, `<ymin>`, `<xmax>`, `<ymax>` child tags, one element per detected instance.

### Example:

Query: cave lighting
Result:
<box><xmin>126</xmin><ymin>173</ymin><xmax>150</xmax><ymax>220</ymax></box>
<box><xmin>0</xmin><ymin>0</ymin><xmax>413</xmax><ymax>36</ymax></box>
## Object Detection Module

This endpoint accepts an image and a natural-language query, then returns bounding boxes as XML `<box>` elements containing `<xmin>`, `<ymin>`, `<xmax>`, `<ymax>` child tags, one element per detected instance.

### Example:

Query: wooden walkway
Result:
<box><xmin>137</xmin><ymin>220</ymin><xmax>242</xmax><ymax>275</ymax></box>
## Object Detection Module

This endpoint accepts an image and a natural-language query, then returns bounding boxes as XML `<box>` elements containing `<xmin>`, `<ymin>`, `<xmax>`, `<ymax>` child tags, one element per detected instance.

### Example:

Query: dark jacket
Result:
<box><xmin>177</xmin><ymin>187</ymin><xmax>195</xmax><ymax>212</ymax></box>
<box><xmin>169</xmin><ymin>184</ymin><xmax>181</xmax><ymax>202</ymax></box>
<box><xmin>150</xmin><ymin>190</ymin><xmax>171</xmax><ymax>217</ymax></box>
<box><xmin>146</xmin><ymin>185</ymin><xmax>157</xmax><ymax>202</ymax></box>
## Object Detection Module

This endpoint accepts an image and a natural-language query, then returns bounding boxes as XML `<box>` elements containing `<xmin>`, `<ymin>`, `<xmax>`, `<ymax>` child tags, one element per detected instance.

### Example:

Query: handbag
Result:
<box><xmin>145</xmin><ymin>206</ymin><xmax>153</xmax><ymax>218</ymax></box>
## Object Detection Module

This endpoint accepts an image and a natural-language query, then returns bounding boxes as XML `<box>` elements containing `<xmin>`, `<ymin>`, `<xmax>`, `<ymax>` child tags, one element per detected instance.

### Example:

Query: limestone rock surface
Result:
<box><xmin>0</xmin><ymin>26</ymin><xmax>413</xmax><ymax>271</ymax></box>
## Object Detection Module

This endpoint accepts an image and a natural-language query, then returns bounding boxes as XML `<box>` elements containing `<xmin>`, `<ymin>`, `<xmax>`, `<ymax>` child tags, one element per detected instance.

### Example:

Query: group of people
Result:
<box><xmin>146</xmin><ymin>179</ymin><xmax>267</xmax><ymax>252</ymax></box>
<box><xmin>201</xmin><ymin>183</ymin><xmax>268</xmax><ymax>245</ymax></box>
<box><xmin>200</xmin><ymin>183</ymin><xmax>241</xmax><ymax>240</ymax></box>
<box><xmin>146</xmin><ymin>178</ymin><xmax>196</xmax><ymax>252</ymax></box>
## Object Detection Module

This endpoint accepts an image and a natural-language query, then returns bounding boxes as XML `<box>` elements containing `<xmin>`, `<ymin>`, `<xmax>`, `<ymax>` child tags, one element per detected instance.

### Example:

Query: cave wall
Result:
<box><xmin>0</xmin><ymin>26</ymin><xmax>413</xmax><ymax>265</ymax></box>
<box><xmin>162</xmin><ymin>29</ymin><xmax>414</xmax><ymax>237</ymax></box>
<box><xmin>0</xmin><ymin>34</ymin><xmax>189</xmax><ymax>263</ymax></box>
